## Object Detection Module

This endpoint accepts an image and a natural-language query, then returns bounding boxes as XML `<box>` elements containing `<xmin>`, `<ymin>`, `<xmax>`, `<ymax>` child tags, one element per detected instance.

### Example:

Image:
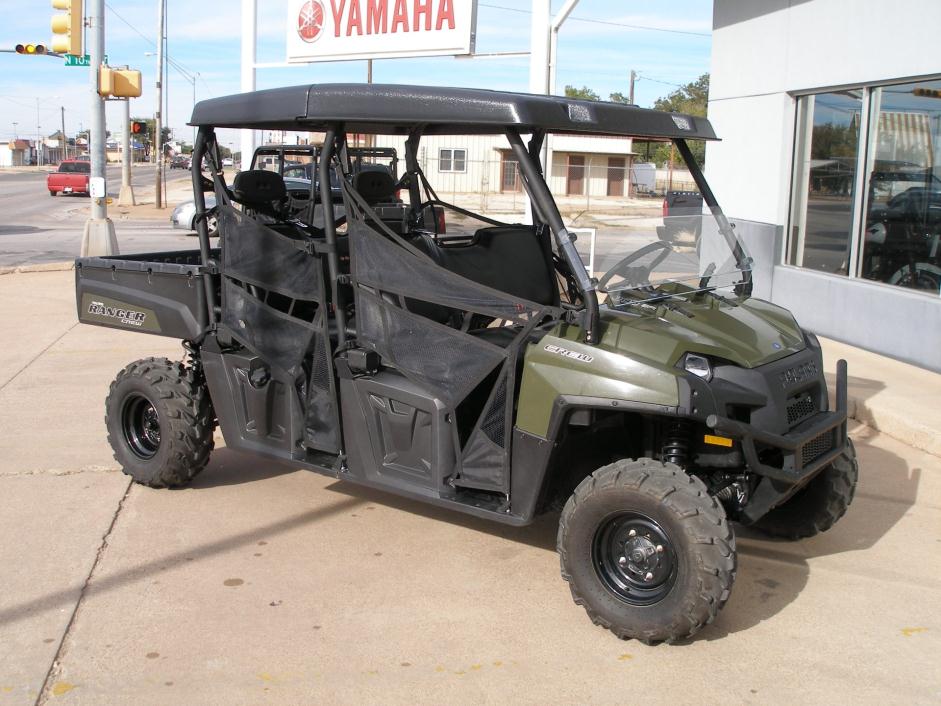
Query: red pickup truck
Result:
<box><xmin>48</xmin><ymin>160</ymin><xmax>91</xmax><ymax>196</ymax></box>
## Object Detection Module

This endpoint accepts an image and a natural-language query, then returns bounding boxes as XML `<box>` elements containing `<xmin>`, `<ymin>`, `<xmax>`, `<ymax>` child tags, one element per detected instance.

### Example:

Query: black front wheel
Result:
<box><xmin>105</xmin><ymin>357</ymin><xmax>215</xmax><ymax>488</ymax></box>
<box><xmin>558</xmin><ymin>459</ymin><xmax>736</xmax><ymax>643</ymax></box>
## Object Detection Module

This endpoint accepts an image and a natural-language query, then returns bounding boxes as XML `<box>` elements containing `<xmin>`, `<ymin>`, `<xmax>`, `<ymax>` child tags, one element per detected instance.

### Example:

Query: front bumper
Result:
<box><xmin>706</xmin><ymin>359</ymin><xmax>848</xmax><ymax>485</ymax></box>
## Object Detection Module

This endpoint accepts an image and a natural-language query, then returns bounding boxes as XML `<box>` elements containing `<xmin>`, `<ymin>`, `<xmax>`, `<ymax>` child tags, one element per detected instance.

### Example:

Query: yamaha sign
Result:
<box><xmin>287</xmin><ymin>0</ymin><xmax>477</xmax><ymax>63</ymax></box>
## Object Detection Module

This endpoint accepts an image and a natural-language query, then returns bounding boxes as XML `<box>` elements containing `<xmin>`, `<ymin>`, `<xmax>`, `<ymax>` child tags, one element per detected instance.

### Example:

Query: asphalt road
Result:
<box><xmin>0</xmin><ymin>166</ymin><xmax>195</xmax><ymax>267</ymax></box>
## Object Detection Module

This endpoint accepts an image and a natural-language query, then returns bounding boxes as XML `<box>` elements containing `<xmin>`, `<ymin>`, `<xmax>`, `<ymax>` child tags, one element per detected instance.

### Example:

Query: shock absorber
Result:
<box><xmin>660</xmin><ymin>419</ymin><xmax>691</xmax><ymax>468</ymax></box>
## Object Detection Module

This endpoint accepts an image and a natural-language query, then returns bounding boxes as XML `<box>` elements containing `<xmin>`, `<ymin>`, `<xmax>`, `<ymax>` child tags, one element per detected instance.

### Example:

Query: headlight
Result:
<box><xmin>683</xmin><ymin>353</ymin><xmax>712</xmax><ymax>381</ymax></box>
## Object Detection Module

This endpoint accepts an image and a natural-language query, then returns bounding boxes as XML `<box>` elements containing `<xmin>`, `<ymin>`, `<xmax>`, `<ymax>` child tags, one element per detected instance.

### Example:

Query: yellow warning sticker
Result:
<box><xmin>704</xmin><ymin>434</ymin><xmax>734</xmax><ymax>448</ymax></box>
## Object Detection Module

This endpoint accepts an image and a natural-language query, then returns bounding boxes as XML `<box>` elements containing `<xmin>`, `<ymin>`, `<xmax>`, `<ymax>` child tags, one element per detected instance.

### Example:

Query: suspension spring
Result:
<box><xmin>660</xmin><ymin>419</ymin><xmax>692</xmax><ymax>468</ymax></box>
<box><xmin>182</xmin><ymin>340</ymin><xmax>202</xmax><ymax>375</ymax></box>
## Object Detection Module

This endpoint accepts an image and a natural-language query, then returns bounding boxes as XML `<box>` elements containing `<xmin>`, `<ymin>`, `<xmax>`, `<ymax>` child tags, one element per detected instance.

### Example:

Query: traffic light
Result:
<box><xmin>131</xmin><ymin>121</ymin><xmax>147</xmax><ymax>135</ymax></box>
<box><xmin>51</xmin><ymin>0</ymin><xmax>83</xmax><ymax>56</ymax></box>
<box><xmin>15</xmin><ymin>44</ymin><xmax>48</xmax><ymax>55</ymax></box>
<box><xmin>99</xmin><ymin>66</ymin><xmax>142</xmax><ymax>98</ymax></box>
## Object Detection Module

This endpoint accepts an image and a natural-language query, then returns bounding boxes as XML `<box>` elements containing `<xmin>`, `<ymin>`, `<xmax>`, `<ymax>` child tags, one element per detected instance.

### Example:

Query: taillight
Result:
<box><xmin>436</xmin><ymin>207</ymin><xmax>446</xmax><ymax>234</ymax></box>
<box><xmin>662</xmin><ymin>198</ymin><xmax>669</xmax><ymax>217</ymax></box>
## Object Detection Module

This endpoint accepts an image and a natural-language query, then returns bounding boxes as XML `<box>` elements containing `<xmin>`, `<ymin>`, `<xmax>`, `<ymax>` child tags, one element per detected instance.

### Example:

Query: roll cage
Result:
<box><xmin>188</xmin><ymin>83</ymin><xmax>747</xmax><ymax>351</ymax></box>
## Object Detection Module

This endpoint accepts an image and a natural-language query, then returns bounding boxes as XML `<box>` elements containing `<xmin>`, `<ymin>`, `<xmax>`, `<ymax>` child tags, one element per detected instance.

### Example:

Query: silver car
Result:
<box><xmin>170</xmin><ymin>195</ymin><xmax>219</xmax><ymax>237</ymax></box>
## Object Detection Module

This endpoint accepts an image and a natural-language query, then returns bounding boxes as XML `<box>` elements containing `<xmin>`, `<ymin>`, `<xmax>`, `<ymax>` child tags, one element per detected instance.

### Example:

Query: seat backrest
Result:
<box><xmin>353</xmin><ymin>169</ymin><xmax>397</xmax><ymax>205</ymax></box>
<box><xmin>431</xmin><ymin>226</ymin><xmax>557</xmax><ymax>306</ymax></box>
<box><xmin>232</xmin><ymin>170</ymin><xmax>288</xmax><ymax>217</ymax></box>
<box><xmin>400</xmin><ymin>226</ymin><xmax>557</xmax><ymax>324</ymax></box>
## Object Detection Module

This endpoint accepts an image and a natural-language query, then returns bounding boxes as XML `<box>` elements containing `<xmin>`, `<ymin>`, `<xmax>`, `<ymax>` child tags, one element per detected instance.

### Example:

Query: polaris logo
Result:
<box><xmin>779</xmin><ymin>361</ymin><xmax>818</xmax><ymax>389</ymax></box>
<box><xmin>88</xmin><ymin>300</ymin><xmax>147</xmax><ymax>327</ymax></box>
<box><xmin>545</xmin><ymin>344</ymin><xmax>593</xmax><ymax>364</ymax></box>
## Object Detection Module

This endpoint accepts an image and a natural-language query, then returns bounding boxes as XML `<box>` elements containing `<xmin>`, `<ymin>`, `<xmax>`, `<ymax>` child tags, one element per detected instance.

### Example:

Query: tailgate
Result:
<box><xmin>75</xmin><ymin>249</ymin><xmax>211</xmax><ymax>340</ymax></box>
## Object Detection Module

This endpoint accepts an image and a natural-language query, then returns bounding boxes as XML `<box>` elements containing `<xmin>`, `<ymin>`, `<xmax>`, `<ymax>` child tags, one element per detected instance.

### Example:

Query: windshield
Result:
<box><xmin>576</xmin><ymin>212</ymin><xmax>751</xmax><ymax>309</ymax></box>
<box><xmin>58</xmin><ymin>162</ymin><xmax>89</xmax><ymax>173</ymax></box>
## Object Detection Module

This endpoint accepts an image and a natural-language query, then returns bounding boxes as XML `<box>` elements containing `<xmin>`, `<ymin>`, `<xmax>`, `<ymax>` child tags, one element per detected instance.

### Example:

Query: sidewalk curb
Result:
<box><xmin>828</xmin><ymin>384</ymin><xmax>940</xmax><ymax>459</ymax></box>
<box><xmin>0</xmin><ymin>262</ymin><xmax>74</xmax><ymax>276</ymax></box>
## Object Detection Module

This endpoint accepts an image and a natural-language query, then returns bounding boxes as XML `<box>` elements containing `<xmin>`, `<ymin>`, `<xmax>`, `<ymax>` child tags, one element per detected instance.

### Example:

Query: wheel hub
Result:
<box><xmin>122</xmin><ymin>393</ymin><xmax>162</xmax><ymax>460</ymax></box>
<box><xmin>592</xmin><ymin>512</ymin><xmax>677</xmax><ymax>606</ymax></box>
<box><xmin>623</xmin><ymin>534</ymin><xmax>663</xmax><ymax>580</ymax></box>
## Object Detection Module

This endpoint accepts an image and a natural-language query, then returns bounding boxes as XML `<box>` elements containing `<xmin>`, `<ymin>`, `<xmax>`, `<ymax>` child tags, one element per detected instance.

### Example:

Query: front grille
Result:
<box><xmin>787</xmin><ymin>393</ymin><xmax>817</xmax><ymax>426</ymax></box>
<box><xmin>801</xmin><ymin>430</ymin><xmax>834</xmax><ymax>466</ymax></box>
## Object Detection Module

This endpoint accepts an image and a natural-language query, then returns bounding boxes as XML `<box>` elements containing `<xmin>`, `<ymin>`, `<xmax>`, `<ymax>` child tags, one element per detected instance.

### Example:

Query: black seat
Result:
<box><xmin>232</xmin><ymin>170</ymin><xmax>288</xmax><ymax>219</ymax></box>
<box><xmin>411</xmin><ymin>226</ymin><xmax>557</xmax><ymax>306</ymax></box>
<box><xmin>353</xmin><ymin>169</ymin><xmax>397</xmax><ymax>205</ymax></box>
<box><xmin>398</xmin><ymin>226</ymin><xmax>557</xmax><ymax>346</ymax></box>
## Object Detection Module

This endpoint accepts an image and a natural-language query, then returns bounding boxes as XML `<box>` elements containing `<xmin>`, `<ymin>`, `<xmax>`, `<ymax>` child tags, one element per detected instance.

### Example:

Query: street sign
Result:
<box><xmin>64</xmin><ymin>53</ymin><xmax>107</xmax><ymax>67</ymax></box>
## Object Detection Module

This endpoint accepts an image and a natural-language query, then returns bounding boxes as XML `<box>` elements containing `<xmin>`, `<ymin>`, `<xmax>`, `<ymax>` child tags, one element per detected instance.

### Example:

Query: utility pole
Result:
<box><xmin>119</xmin><ymin>100</ymin><xmax>136</xmax><ymax>205</ymax></box>
<box><xmin>60</xmin><ymin>106</ymin><xmax>67</xmax><ymax>161</ymax></box>
<box><xmin>80</xmin><ymin>0</ymin><xmax>118</xmax><ymax>256</ymax></box>
<box><xmin>629</xmin><ymin>70</ymin><xmax>636</xmax><ymax>105</ymax></box>
<box><xmin>154</xmin><ymin>0</ymin><xmax>165</xmax><ymax>208</ymax></box>
<box><xmin>241</xmin><ymin>0</ymin><xmax>257</xmax><ymax>169</ymax></box>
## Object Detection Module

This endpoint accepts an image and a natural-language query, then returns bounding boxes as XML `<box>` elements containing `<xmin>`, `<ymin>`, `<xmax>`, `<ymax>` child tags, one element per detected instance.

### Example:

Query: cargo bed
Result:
<box><xmin>75</xmin><ymin>249</ymin><xmax>218</xmax><ymax>340</ymax></box>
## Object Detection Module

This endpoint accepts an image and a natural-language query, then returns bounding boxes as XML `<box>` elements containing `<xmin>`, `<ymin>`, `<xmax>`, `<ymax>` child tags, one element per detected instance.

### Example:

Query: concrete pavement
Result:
<box><xmin>0</xmin><ymin>270</ymin><xmax>939</xmax><ymax>705</ymax></box>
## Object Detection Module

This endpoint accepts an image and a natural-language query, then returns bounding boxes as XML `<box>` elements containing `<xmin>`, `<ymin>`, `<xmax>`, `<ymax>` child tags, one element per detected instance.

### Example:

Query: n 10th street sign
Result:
<box><xmin>286</xmin><ymin>0</ymin><xmax>476</xmax><ymax>63</ymax></box>
<box><xmin>64</xmin><ymin>54</ymin><xmax>108</xmax><ymax>67</ymax></box>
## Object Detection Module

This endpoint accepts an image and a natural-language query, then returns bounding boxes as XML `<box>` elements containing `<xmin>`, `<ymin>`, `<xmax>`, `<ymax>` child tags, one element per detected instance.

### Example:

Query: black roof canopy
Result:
<box><xmin>189</xmin><ymin>83</ymin><xmax>717</xmax><ymax>141</ymax></box>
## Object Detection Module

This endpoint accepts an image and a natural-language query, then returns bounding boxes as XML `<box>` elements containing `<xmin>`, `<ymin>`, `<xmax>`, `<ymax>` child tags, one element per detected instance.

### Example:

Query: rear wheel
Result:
<box><xmin>558</xmin><ymin>459</ymin><xmax>736</xmax><ymax>643</ymax></box>
<box><xmin>105</xmin><ymin>357</ymin><xmax>214</xmax><ymax>488</ymax></box>
<box><xmin>752</xmin><ymin>439</ymin><xmax>858</xmax><ymax>539</ymax></box>
<box><xmin>49</xmin><ymin>190</ymin><xmax>56</xmax><ymax>197</ymax></box>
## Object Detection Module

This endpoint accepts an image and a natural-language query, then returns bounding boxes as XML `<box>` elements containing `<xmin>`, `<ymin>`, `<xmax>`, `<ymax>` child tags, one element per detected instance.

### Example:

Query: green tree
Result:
<box><xmin>564</xmin><ymin>85</ymin><xmax>600</xmax><ymax>101</ymax></box>
<box><xmin>608</xmin><ymin>91</ymin><xmax>630</xmax><ymax>104</ymax></box>
<box><xmin>652</xmin><ymin>73</ymin><xmax>709</xmax><ymax>116</ymax></box>
<box><xmin>638</xmin><ymin>73</ymin><xmax>710</xmax><ymax>168</ymax></box>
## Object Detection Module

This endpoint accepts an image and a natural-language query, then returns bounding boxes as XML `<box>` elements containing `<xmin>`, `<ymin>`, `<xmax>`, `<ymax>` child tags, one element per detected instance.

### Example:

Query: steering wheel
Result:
<box><xmin>598</xmin><ymin>240</ymin><xmax>674</xmax><ymax>291</ymax></box>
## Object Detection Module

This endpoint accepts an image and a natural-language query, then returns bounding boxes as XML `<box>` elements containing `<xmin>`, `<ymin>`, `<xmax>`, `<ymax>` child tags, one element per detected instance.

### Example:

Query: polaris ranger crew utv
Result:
<box><xmin>75</xmin><ymin>84</ymin><xmax>857</xmax><ymax>642</ymax></box>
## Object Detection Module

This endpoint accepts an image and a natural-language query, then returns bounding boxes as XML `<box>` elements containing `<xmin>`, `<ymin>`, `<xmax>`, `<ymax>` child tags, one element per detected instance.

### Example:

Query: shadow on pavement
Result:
<box><xmin>188</xmin><ymin>447</ymin><xmax>302</xmax><ymax>488</ymax></box>
<box><xmin>0</xmin><ymin>478</ymin><xmax>364</xmax><ymax>629</ymax></box>
<box><xmin>695</xmin><ymin>429</ymin><xmax>918</xmax><ymax>641</ymax></box>
<box><xmin>0</xmin><ymin>225</ymin><xmax>49</xmax><ymax>236</ymax></box>
<box><xmin>322</xmin><ymin>429</ymin><xmax>918</xmax><ymax>642</ymax></box>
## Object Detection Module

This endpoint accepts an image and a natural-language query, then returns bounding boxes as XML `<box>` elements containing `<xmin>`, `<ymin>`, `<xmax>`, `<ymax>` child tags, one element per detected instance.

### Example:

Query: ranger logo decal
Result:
<box><xmin>545</xmin><ymin>344</ymin><xmax>593</xmax><ymax>364</ymax></box>
<box><xmin>88</xmin><ymin>300</ymin><xmax>147</xmax><ymax>327</ymax></box>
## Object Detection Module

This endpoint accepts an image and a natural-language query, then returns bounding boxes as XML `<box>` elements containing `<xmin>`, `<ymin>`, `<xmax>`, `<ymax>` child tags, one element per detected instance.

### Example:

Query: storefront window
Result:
<box><xmin>789</xmin><ymin>90</ymin><xmax>863</xmax><ymax>275</ymax></box>
<box><xmin>861</xmin><ymin>80</ymin><xmax>941</xmax><ymax>295</ymax></box>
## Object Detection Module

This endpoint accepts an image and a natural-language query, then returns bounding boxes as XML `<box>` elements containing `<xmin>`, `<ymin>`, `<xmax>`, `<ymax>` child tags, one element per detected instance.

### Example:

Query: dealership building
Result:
<box><xmin>706</xmin><ymin>0</ymin><xmax>941</xmax><ymax>371</ymax></box>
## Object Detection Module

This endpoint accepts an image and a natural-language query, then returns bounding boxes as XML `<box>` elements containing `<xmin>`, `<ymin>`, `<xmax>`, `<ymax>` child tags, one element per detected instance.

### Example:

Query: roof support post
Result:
<box><xmin>191</xmin><ymin>126</ymin><xmax>218</xmax><ymax>328</ymax></box>
<box><xmin>507</xmin><ymin>128</ymin><xmax>600</xmax><ymax>345</ymax></box>
<box><xmin>320</xmin><ymin>127</ymin><xmax>347</xmax><ymax>345</ymax></box>
<box><xmin>404</xmin><ymin>127</ymin><xmax>424</xmax><ymax>224</ymax></box>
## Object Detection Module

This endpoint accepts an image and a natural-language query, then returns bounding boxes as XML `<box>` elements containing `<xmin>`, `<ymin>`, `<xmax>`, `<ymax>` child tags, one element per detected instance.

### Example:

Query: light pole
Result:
<box><xmin>80</xmin><ymin>0</ymin><xmax>118</xmax><ymax>256</ymax></box>
<box><xmin>154</xmin><ymin>0</ymin><xmax>166</xmax><ymax>208</ymax></box>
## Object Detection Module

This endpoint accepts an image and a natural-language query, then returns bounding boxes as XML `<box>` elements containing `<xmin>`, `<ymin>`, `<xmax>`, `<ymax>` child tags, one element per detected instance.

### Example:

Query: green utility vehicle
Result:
<box><xmin>75</xmin><ymin>85</ymin><xmax>857</xmax><ymax>642</ymax></box>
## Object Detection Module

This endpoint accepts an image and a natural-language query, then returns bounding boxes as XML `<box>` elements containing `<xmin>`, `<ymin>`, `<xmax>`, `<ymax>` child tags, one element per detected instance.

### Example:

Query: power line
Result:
<box><xmin>104</xmin><ymin>2</ymin><xmax>200</xmax><ymax>81</ymax></box>
<box><xmin>636</xmin><ymin>74</ymin><xmax>687</xmax><ymax>88</ymax></box>
<box><xmin>478</xmin><ymin>3</ymin><xmax>711</xmax><ymax>38</ymax></box>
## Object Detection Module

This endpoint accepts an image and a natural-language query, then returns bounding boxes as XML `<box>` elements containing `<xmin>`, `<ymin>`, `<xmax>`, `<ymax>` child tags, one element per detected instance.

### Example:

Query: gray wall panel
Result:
<box><xmin>770</xmin><ymin>265</ymin><xmax>941</xmax><ymax>372</ymax></box>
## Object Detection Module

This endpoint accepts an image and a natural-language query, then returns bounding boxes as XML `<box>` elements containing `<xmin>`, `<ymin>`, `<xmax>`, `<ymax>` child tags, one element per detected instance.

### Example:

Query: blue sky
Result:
<box><xmin>0</xmin><ymin>0</ymin><xmax>712</xmax><ymax>145</ymax></box>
